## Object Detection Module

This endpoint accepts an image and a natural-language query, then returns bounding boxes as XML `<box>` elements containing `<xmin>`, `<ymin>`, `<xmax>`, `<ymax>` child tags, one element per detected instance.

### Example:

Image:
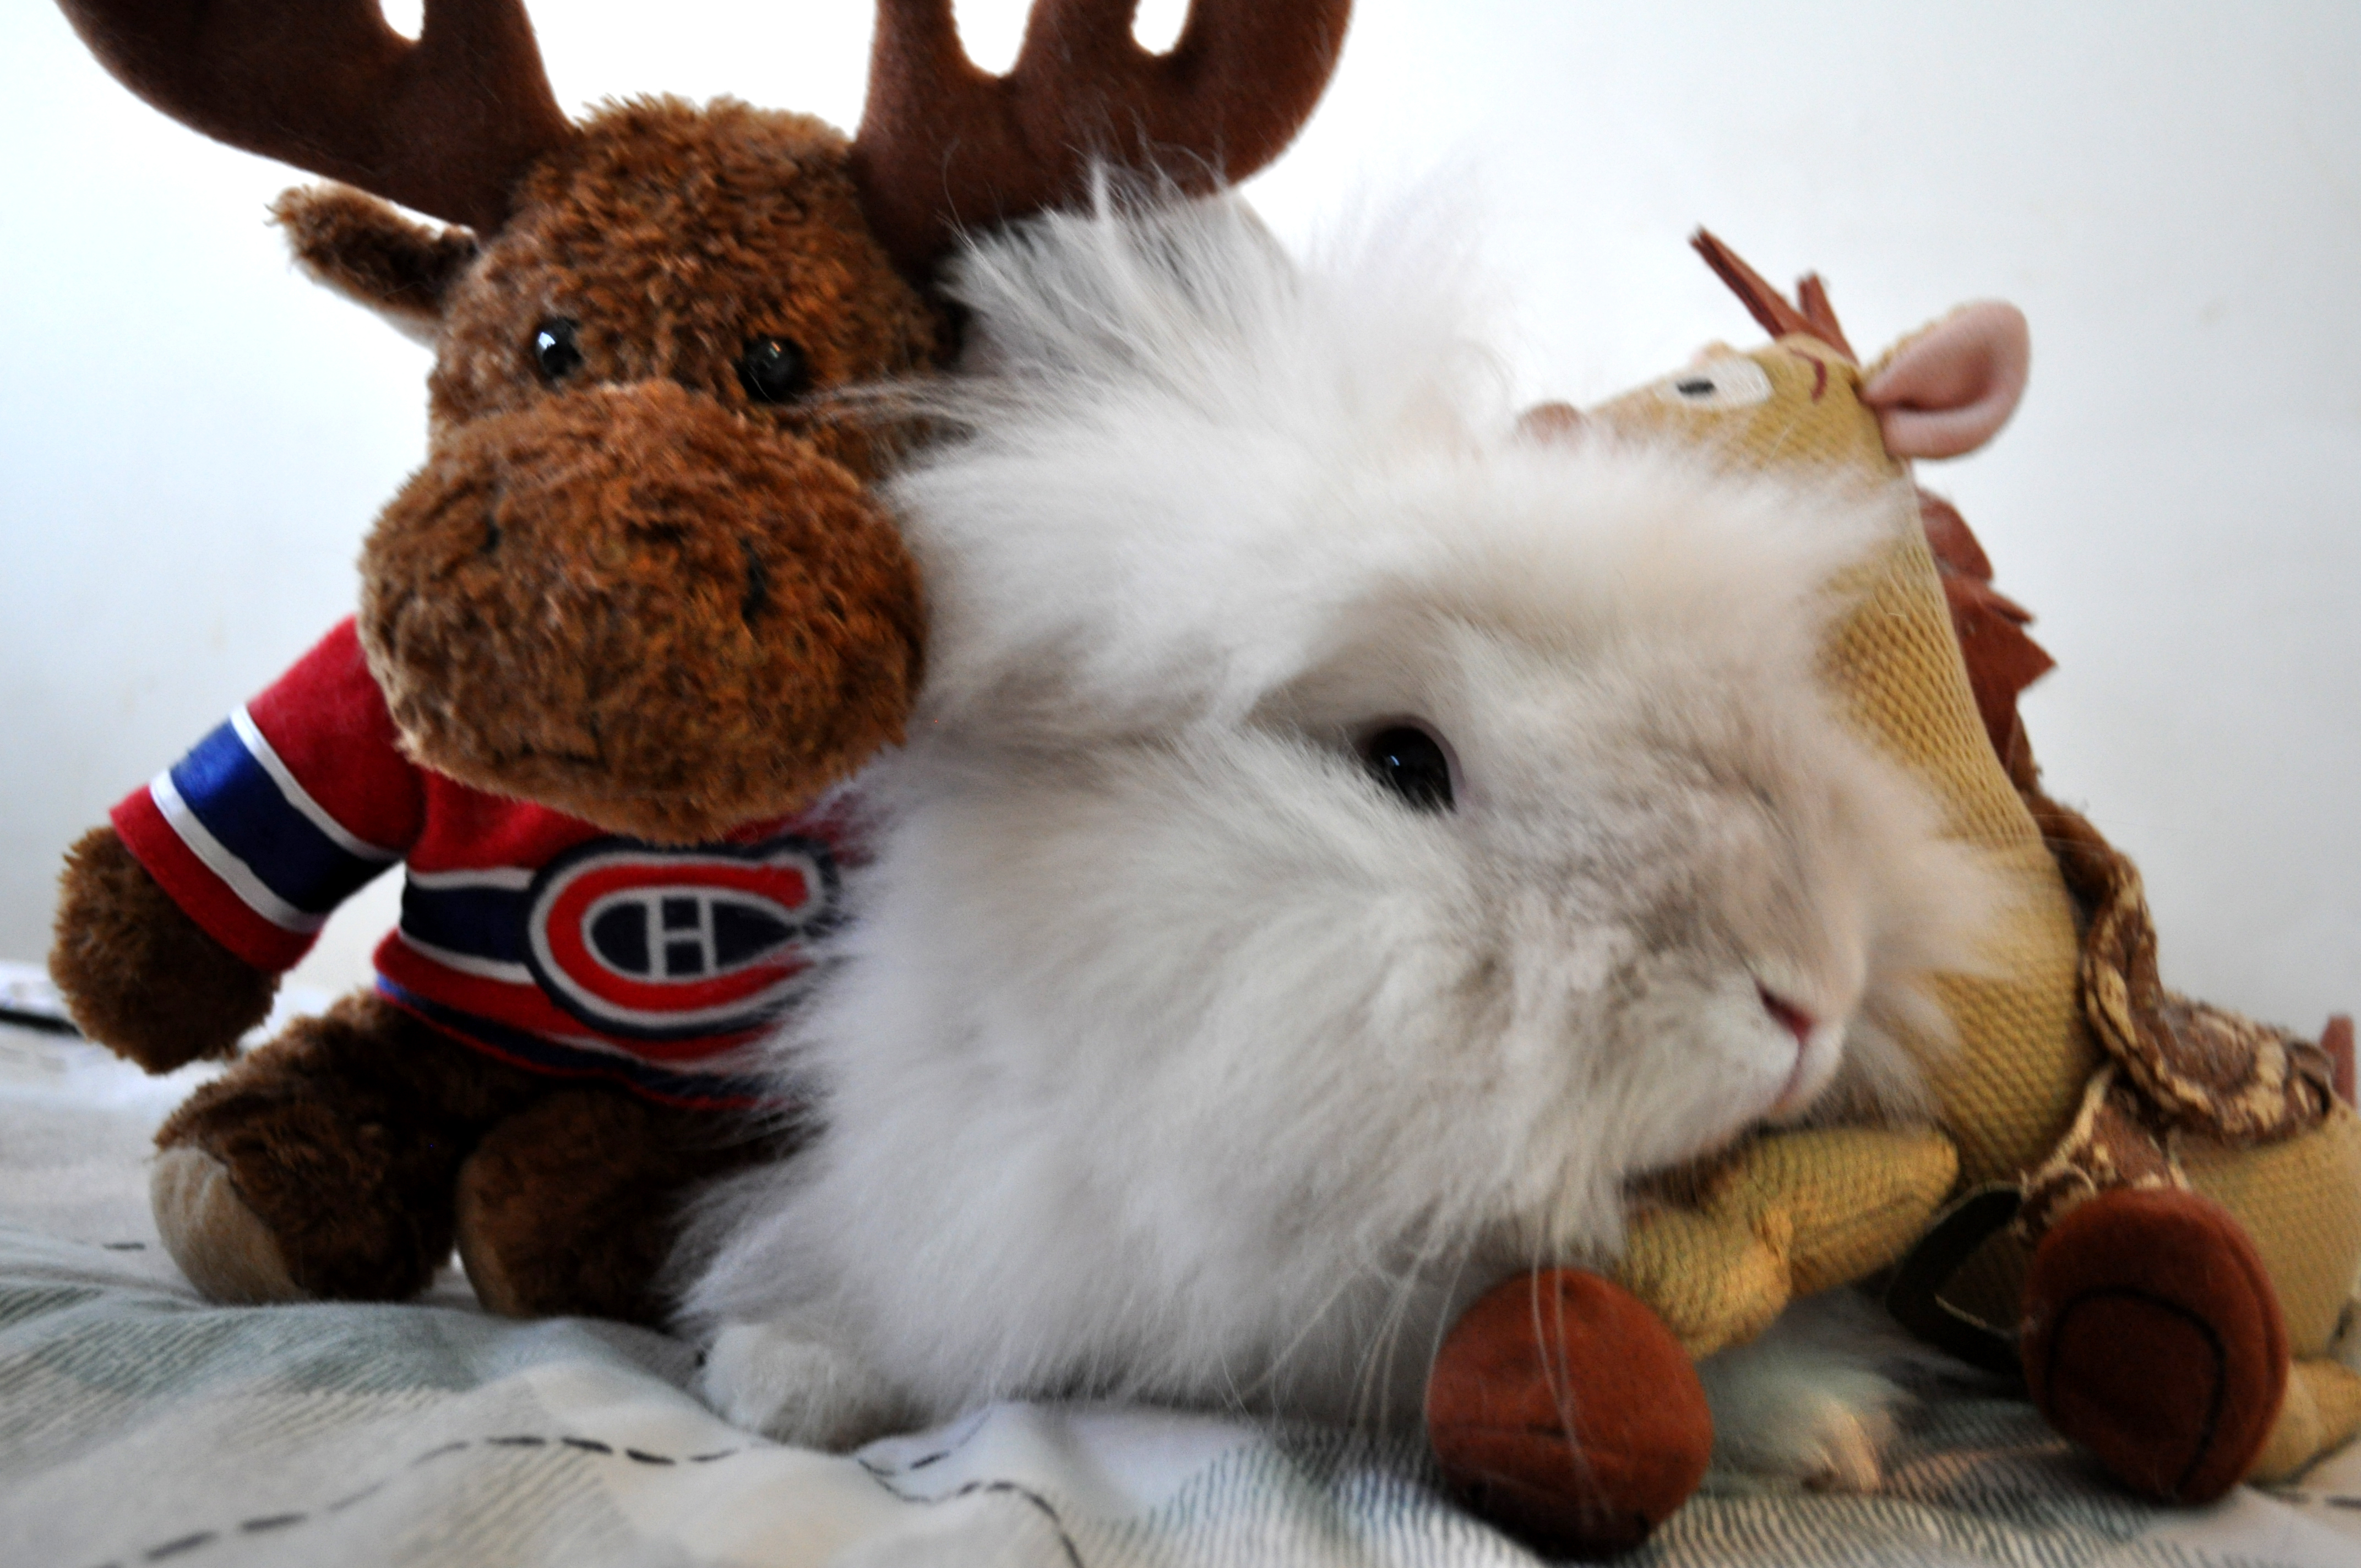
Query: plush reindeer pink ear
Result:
<box><xmin>1862</xmin><ymin>302</ymin><xmax>2030</xmax><ymax>460</ymax></box>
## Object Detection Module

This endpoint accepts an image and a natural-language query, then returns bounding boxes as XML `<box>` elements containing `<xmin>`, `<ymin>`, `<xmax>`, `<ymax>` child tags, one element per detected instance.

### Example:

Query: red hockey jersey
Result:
<box><xmin>112</xmin><ymin>620</ymin><xmax>852</xmax><ymax>1108</ymax></box>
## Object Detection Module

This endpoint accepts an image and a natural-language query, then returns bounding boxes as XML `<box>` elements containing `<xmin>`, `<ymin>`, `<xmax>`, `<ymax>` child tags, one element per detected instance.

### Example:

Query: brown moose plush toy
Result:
<box><xmin>47</xmin><ymin>0</ymin><xmax>1349</xmax><ymax>1326</ymax></box>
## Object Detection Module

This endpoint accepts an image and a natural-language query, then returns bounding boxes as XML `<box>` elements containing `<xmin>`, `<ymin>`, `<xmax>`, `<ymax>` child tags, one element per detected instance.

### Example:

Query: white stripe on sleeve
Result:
<box><xmin>150</xmin><ymin>770</ymin><xmax>329</xmax><ymax>934</ymax></box>
<box><xmin>230</xmin><ymin>705</ymin><xmax>402</xmax><ymax>863</ymax></box>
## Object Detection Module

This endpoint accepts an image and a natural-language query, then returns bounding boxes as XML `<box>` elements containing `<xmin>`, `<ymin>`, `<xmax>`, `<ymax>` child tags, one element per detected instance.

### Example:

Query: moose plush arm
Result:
<box><xmin>51</xmin><ymin>620</ymin><xmax>422</xmax><ymax>1072</ymax></box>
<box><xmin>52</xmin><ymin>829</ymin><xmax>275</xmax><ymax>1071</ymax></box>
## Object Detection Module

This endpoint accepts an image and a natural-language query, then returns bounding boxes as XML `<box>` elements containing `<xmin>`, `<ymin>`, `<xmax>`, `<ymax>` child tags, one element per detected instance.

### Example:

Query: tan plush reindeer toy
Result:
<box><xmin>47</xmin><ymin>0</ymin><xmax>1350</xmax><ymax>1326</ymax></box>
<box><xmin>1425</xmin><ymin>233</ymin><xmax>2361</xmax><ymax>1558</ymax></box>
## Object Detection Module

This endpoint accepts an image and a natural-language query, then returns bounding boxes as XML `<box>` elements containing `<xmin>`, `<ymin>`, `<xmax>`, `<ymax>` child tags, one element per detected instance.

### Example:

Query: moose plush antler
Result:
<box><xmin>48</xmin><ymin>0</ymin><xmax>1349</xmax><ymax>1325</ymax></box>
<box><xmin>57</xmin><ymin>0</ymin><xmax>572</xmax><ymax>235</ymax></box>
<box><xmin>853</xmin><ymin>0</ymin><xmax>1354</xmax><ymax>273</ymax></box>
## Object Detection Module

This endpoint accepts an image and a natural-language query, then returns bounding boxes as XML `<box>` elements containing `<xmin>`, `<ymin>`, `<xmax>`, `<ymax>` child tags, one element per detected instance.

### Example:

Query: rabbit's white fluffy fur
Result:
<box><xmin>685</xmin><ymin>193</ymin><xmax>1996</xmax><ymax>1479</ymax></box>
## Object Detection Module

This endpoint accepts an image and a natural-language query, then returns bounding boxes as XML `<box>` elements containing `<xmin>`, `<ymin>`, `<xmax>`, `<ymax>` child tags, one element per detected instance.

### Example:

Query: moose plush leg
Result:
<box><xmin>2020</xmin><ymin>1187</ymin><xmax>2289</xmax><ymax>1502</ymax></box>
<box><xmin>1425</xmin><ymin>1268</ymin><xmax>1713</xmax><ymax>1559</ymax></box>
<box><xmin>151</xmin><ymin>992</ymin><xmax>537</xmax><ymax>1303</ymax></box>
<box><xmin>453</xmin><ymin>1090</ymin><xmax>794</xmax><ymax>1327</ymax></box>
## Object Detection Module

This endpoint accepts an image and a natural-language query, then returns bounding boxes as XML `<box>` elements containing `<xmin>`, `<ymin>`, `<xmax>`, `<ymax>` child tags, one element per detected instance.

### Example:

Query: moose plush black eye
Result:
<box><xmin>738</xmin><ymin>336</ymin><xmax>812</xmax><ymax>405</ymax></box>
<box><xmin>1361</xmin><ymin>725</ymin><xmax>1454</xmax><ymax>812</ymax></box>
<box><xmin>531</xmin><ymin>318</ymin><xmax>583</xmax><ymax>383</ymax></box>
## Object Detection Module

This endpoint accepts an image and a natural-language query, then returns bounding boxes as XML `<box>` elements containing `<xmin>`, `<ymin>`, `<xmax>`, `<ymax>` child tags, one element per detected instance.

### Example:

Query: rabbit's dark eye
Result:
<box><xmin>1361</xmin><ymin>725</ymin><xmax>1454</xmax><ymax>812</ymax></box>
<box><xmin>532</xmin><ymin>318</ymin><xmax>584</xmax><ymax>383</ymax></box>
<box><xmin>738</xmin><ymin>336</ymin><xmax>812</xmax><ymax>405</ymax></box>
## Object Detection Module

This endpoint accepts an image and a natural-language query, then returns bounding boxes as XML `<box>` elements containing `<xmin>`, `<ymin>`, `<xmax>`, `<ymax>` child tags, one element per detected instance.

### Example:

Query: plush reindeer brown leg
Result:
<box><xmin>2020</xmin><ymin>1187</ymin><xmax>2289</xmax><ymax>1502</ymax></box>
<box><xmin>1426</xmin><ymin>1270</ymin><xmax>1713</xmax><ymax>1560</ymax></box>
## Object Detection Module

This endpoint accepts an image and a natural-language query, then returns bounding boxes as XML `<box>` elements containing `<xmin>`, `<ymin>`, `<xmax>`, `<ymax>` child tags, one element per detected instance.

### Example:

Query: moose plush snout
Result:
<box><xmin>360</xmin><ymin>377</ymin><xmax>923</xmax><ymax>845</ymax></box>
<box><xmin>288</xmin><ymin>95</ymin><xmax>953</xmax><ymax>843</ymax></box>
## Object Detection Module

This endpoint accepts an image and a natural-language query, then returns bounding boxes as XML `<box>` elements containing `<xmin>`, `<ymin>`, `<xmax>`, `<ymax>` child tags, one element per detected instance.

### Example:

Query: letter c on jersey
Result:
<box><xmin>524</xmin><ymin>835</ymin><xmax>835</xmax><ymax>1040</ymax></box>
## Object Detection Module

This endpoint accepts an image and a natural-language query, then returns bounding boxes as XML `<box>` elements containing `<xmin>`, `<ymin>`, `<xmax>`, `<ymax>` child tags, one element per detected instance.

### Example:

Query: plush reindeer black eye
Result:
<box><xmin>1361</xmin><ymin>725</ymin><xmax>1454</xmax><ymax>812</ymax></box>
<box><xmin>738</xmin><ymin>336</ymin><xmax>812</xmax><ymax>405</ymax></box>
<box><xmin>1654</xmin><ymin>355</ymin><xmax>1771</xmax><ymax>410</ymax></box>
<box><xmin>532</xmin><ymin>318</ymin><xmax>583</xmax><ymax>383</ymax></box>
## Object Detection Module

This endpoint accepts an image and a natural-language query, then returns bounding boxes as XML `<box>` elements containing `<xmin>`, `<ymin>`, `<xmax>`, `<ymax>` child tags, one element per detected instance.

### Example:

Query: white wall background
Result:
<box><xmin>3</xmin><ymin>2</ymin><xmax>2355</xmax><ymax>1029</ymax></box>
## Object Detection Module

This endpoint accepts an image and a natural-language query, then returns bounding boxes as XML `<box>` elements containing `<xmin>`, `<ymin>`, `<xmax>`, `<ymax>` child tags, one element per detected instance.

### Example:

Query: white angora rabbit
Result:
<box><xmin>683</xmin><ymin>193</ymin><xmax>1996</xmax><ymax>1474</ymax></box>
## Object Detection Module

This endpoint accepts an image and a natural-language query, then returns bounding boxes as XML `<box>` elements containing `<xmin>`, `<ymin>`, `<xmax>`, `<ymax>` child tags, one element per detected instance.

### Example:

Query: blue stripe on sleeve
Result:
<box><xmin>400</xmin><ymin>881</ymin><xmax>531</xmax><ymax>966</ymax></box>
<box><xmin>168</xmin><ymin>720</ymin><xmax>392</xmax><ymax>918</ymax></box>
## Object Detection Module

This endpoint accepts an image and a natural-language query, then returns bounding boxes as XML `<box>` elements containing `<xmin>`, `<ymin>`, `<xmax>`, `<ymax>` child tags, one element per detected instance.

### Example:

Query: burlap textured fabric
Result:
<box><xmin>1593</xmin><ymin>337</ymin><xmax>2100</xmax><ymax>1196</ymax></box>
<box><xmin>1591</xmin><ymin>308</ymin><xmax>2361</xmax><ymax>1482</ymax></box>
<box><xmin>1618</xmin><ymin>1126</ymin><xmax>1959</xmax><ymax>1359</ymax></box>
<box><xmin>2183</xmin><ymin>1107</ymin><xmax>2361</xmax><ymax>1359</ymax></box>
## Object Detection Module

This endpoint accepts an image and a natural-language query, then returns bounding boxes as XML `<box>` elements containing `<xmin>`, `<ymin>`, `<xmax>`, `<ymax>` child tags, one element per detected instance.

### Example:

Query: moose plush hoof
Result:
<box><xmin>1426</xmin><ymin>1268</ymin><xmax>1712</xmax><ymax>1559</ymax></box>
<box><xmin>150</xmin><ymin>1145</ymin><xmax>308</xmax><ymax>1305</ymax></box>
<box><xmin>2021</xmin><ymin>1187</ymin><xmax>2288</xmax><ymax>1502</ymax></box>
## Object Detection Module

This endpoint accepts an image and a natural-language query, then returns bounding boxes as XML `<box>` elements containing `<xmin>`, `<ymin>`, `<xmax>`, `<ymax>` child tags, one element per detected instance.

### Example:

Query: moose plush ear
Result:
<box><xmin>271</xmin><ymin>184</ymin><xmax>481</xmax><ymax>345</ymax></box>
<box><xmin>1862</xmin><ymin>301</ymin><xmax>2030</xmax><ymax>460</ymax></box>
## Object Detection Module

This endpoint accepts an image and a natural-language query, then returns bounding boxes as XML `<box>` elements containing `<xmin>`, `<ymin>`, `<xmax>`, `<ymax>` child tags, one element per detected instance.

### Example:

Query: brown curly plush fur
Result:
<box><xmin>155</xmin><ymin>990</ymin><xmax>790</xmax><ymax>1318</ymax></box>
<box><xmin>455</xmin><ymin>1086</ymin><xmax>800</xmax><ymax>1325</ymax></box>
<box><xmin>155</xmin><ymin>993</ymin><xmax>520</xmax><ymax>1301</ymax></box>
<box><xmin>52</xmin><ymin>6</ymin><xmax>1350</xmax><ymax>1327</ymax></box>
<box><xmin>56</xmin><ymin>99</ymin><xmax>945</xmax><ymax>1316</ymax></box>
<box><xmin>273</xmin><ymin>183</ymin><xmax>481</xmax><ymax>336</ymax></box>
<box><xmin>361</xmin><ymin>379</ymin><xmax>922</xmax><ymax>842</ymax></box>
<box><xmin>50</xmin><ymin>827</ymin><xmax>274</xmax><ymax>1072</ymax></box>
<box><xmin>340</xmin><ymin>100</ymin><xmax>938</xmax><ymax>842</ymax></box>
<box><xmin>427</xmin><ymin>100</ymin><xmax>939</xmax><ymax>438</ymax></box>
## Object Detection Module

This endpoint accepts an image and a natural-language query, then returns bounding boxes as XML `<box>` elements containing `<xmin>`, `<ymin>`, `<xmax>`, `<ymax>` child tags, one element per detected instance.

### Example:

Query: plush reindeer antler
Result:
<box><xmin>1690</xmin><ymin>228</ymin><xmax>1855</xmax><ymax>360</ymax></box>
<box><xmin>852</xmin><ymin>0</ymin><xmax>1353</xmax><ymax>276</ymax></box>
<box><xmin>56</xmin><ymin>0</ymin><xmax>572</xmax><ymax>233</ymax></box>
<box><xmin>1688</xmin><ymin>228</ymin><xmax>2050</xmax><ymax>763</ymax></box>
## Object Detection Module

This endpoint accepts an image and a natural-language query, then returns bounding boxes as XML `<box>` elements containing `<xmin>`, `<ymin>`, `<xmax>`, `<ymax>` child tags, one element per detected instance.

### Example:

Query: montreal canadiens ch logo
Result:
<box><xmin>523</xmin><ymin>835</ymin><xmax>837</xmax><ymax>1041</ymax></box>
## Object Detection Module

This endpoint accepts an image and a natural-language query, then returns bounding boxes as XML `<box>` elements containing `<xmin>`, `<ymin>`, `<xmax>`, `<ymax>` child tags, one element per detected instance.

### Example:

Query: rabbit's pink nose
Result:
<box><xmin>1756</xmin><ymin>983</ymin><xmax>1816</xmax><ymax>1047</ymax></box>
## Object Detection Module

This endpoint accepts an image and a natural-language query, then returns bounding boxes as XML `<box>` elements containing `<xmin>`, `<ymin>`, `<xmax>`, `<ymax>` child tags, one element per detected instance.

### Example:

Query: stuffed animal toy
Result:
<box><xmin>679</xmin><ymin>190</ymin><xmax>2003</xmax><ymax>1497</ymax></box>
<box><xmin>45</xmin><ymin>0</ymin><xmax>1350</xmax><ymax>1327</ymax></box>
<box><xmin>1421</xmin><ymin>233</ymin><xmax>2361</xmax><ymax>1556</ymax></box>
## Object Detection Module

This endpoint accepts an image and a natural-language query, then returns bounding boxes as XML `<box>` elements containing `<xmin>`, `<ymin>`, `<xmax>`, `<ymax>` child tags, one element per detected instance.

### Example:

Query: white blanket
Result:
<box><xmin>6</xmin><ymin>1015</ymin><xmax>2360</xmax><ymax>1568</ymax></box>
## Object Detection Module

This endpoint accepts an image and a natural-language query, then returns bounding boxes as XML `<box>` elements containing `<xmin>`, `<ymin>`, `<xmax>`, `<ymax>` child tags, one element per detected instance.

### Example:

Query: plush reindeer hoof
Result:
<box><xmin>2021</xmin><ymin>1187</ymin><xmax>2288</xmax><ymax>1502</ymax></box>
<box><xmin>150</xmin><ymin>1146</ymin><xmax>308</xmax><ymax>1305</ymax></box>
<box><xmin>1426</xmin><ymin>1268</ymin><xmax>1712</xmax><ymax>1559</ymax></box>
